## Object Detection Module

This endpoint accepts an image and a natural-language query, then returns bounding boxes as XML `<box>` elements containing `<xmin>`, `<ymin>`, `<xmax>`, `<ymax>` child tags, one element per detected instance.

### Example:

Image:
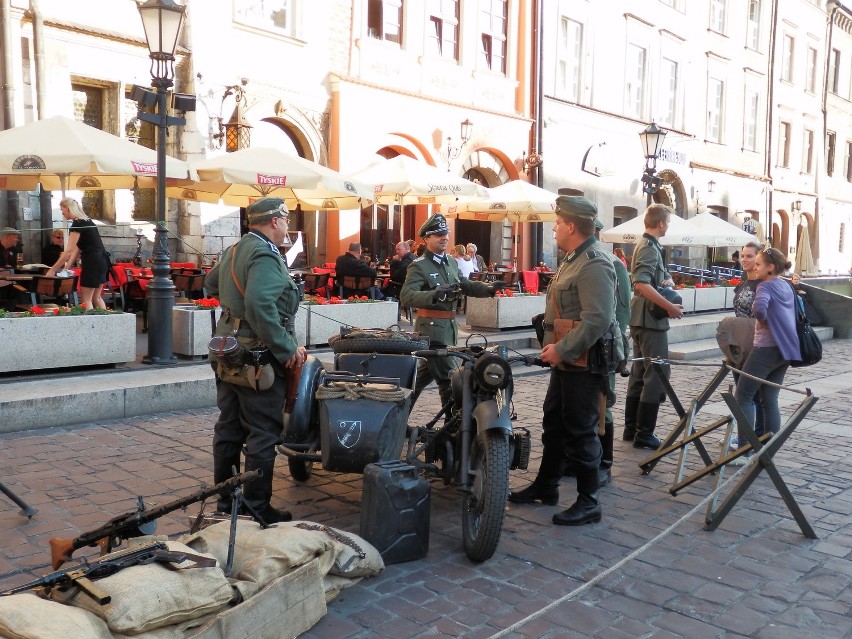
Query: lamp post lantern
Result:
<box><xmin>136</xmin><ymin>0</ymin><xmax>186</xmax><ymax>364</ymax></box>
<box><xmin>638</xmin><ymin>122</ymin><xmax>667</xmax><ymax>207</ymax></box>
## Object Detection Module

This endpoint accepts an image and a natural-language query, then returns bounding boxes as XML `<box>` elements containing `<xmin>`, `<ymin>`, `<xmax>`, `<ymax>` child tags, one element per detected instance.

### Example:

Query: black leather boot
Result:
<box><xmin>213</xmin><ymin>453</ymin><xmax>241</xmax><ymax>512</ymax></box>
<box><xmin>243</xmin><ymin>456</ymin><xmax>292</xmax><ymax>524</ymax></box>
<box><xmin>633</xmin><ymin>402</ymin><xmax>662</xmax><ymax>450</ymax></box>
<box><xmin>623</xmin><ymin>396</ymin><xmax>640</xmax><ymax>441</ymax></box>
<box><xmin>509</xmin><ymin>479</ymin><xmax>559</xmax><ymax>506</ymax></box>
<box><xmin>553</xmin><ymin>469</ymin><xmax>601</xmax><ymax>526</ymax></box>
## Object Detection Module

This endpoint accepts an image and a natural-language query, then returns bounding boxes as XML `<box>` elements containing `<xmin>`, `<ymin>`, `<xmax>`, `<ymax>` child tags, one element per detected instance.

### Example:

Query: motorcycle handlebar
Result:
<box><xmin>412</xmin><ymin>348</ymin><xmax>475</xmax><ymax>364</ymax></box>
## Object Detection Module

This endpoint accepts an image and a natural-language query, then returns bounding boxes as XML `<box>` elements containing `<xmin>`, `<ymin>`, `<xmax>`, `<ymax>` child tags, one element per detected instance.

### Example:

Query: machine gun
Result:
<box><xmin>2</xmin><ymin>541</ymin><xmax>191</xmax><ymax>605</ymax></box>
<box><xmin>48</xmin><ymin>470</ymin><xmax>260</xmax><ymax>569</ymax></box>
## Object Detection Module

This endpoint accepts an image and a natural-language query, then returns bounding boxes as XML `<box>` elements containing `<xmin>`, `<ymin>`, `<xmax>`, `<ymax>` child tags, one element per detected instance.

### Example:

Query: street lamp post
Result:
<box><xmin>136</xmin><ymin>0</ymin><xmax>187</xmax><ymax>364</ymax></box>
<box><xmin>638</xmin><ymin>122</ymin><xmax>667</xmax><ymax>207</ymax></box>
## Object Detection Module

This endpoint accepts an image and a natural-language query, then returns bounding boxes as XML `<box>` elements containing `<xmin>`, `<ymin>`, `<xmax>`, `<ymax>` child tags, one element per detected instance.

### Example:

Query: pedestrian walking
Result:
<box><xmin>509</xmin><ymin>196</ymin><xmax>616</xmax><ymax>526</ymax></box>
<box><xmin>204</xmin><ymin>197</ymin><xmax>307</xmax><ymax>523</ymax></box>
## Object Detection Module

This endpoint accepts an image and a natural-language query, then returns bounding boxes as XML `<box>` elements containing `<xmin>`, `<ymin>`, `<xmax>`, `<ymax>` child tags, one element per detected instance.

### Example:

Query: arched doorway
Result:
<box><xmin>457</xmin><ymin>149</ymin><xmax>513</xmax><ymax>266</ymax></box>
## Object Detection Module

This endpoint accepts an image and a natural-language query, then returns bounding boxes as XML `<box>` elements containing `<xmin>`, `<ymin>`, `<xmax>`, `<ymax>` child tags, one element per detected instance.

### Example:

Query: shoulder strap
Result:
<box><xmin>229</xmin><ymin>245</ymin><xmax>245</xmax><ymax>297</ymax></box>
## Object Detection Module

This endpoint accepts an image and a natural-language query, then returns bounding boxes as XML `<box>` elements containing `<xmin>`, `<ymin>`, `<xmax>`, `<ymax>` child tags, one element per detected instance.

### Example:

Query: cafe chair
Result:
<box><xmin>122</xmin><ymin>269</ymin><xmax>150</xmax><ymax>331</ymax></box>
<box><xmin>338</xmin><ymin>275</ymin><xmax>375</xmax><ymax>299</ymax></box>
<box><xmin>171</xmin><ymin>272</ymin><xmax>206</xmax><ymax>300</ymax></box>
<box><xmin>499</xmin><ymin>271</ymin><xmax>523</xmax><ymax>293</ymax></box>
<box><xmin>25</xmin><ymin>275</ymin><xmax>79</xmax><ymax>308</ymax></box>
<box><xmin>302</xmin><ymin>272</ymin><xmax>330</xmax><ymax>299</ymax></box>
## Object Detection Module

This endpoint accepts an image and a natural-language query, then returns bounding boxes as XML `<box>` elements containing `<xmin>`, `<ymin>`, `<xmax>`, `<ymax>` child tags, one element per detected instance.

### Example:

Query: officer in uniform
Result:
<box><xmin>509</xmin><ymin>196</ymin><xmax>616</xmax><ymax>526</ymax></box>
<box><xmin>400</xmin><ymin>213</ymin><xmax>506</xmax><ymax>409</ymax></box>
<box><xmin>623</xmin><ymin>203</ymin><xmax>683</xmax><ymax>450</ymax></box>
<box><xmin>205</xmin><ymin>197</ymin><xmax>307</xmax><ymax>524</ymax></box>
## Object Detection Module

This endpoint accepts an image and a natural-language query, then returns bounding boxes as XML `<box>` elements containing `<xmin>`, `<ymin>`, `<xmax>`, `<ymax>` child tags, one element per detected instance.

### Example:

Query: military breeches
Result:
<box><xmin>539</xmin><ymin>369</ymin><xmax>603</xmax><ymax>481</ymax></box>
<box><xmin>626</xmin><ymin>325</ymin><xmax>670</xmax><ymax>404</ymax></box>
<box><xmin>213</xmin><ymin>373</ymin><xmax>287</xmax><ymax>461</ymax></box>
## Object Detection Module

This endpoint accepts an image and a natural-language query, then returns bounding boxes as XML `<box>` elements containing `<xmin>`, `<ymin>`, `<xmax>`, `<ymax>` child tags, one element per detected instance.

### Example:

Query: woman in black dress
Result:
<box><xmin>45</xmin><ymin>197</ymin><xmax>109</xmax><ymax>309</ymax></box>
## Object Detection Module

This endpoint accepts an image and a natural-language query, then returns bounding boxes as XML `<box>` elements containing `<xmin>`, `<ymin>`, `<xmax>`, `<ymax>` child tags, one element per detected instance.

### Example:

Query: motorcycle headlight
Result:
<box><xmin>473</xmin><ymin>354</ymin><xmax>512</xmax><ymax>392</ymax></box>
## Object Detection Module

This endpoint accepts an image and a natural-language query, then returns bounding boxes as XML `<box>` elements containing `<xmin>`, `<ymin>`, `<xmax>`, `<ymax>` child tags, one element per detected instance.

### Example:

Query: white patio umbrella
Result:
<box><xmin>794</xmin><ymin>224</ymin><xmax>816</xmax><ymax>275</ymax></box>
<box><xmin>165</xmin><ymin>146</ymin><xmax>374</xmax><ymax>210</ymax></box>
<box><xmin>685</xmin><ymin>212</ymin><xmax>758</xmax><ymax>247</ymax></box>
<box><xmin>443</xmin><ymin>180</ymin><xmax>558</xmax><ymax>223</ymax></box>
<box><xmin>0</xmin><ymin>115</ymin><xmax>192</xmax><ymax>195</ymax></box>
<box><xmin>347</xmin><ymin>155</ymin><xmax>486</xmax><ymax>206</ymax></box>
<box><xmin>600</xmin><ymin>213</ymin><xmax>697</xmax><ymax>246</ymax></box>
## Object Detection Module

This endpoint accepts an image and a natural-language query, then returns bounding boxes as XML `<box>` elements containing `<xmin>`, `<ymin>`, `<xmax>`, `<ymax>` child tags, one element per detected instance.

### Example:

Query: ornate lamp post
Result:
<box><xmin>638</xmin><ymin>122</ymin><xmax>667</xmax><ymax>207</ymax></box>
<box><xmin>136</xmin><ymin>0</ymin><xmax>186</xmax><ymax>364</ymax></box>
<box><xmin>442</xmin><ymin>118</ymin><xmax>473</xmax><ymax>171</ymax></box>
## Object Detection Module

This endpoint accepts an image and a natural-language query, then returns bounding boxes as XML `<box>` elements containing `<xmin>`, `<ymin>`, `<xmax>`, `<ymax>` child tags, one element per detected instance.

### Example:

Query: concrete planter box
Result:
<box><xmin>172</xmin><ymin>306</ymin><xmax>222</xmax><ymax>358</ymax></box>
<box><xmin>301</xmin><ymin>301</ymin><xmax>399</xmax><ymax>346</ymax></box>
<box><xmin>466</xmin><ymin>295</ymin><xmax>546</xmax><ymax>330</ymax></box>
<box><xmin>676</xmin><ymin>288</ymin><xmax>696</xmax><ymax>313</ymax></box>
<box><xmin>692</xmin><ymin>287</ymin><xmax>728</xmax><ymax>312</ymax></box>
<box><xmin>0</xmin><ymin>312</ymin><xmax>136</xmax><ymax>373</ymax></box>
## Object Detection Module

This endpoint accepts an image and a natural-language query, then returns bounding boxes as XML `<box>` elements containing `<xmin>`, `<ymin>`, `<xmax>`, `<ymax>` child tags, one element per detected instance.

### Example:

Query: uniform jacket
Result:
<box><xmin>629</xmin><ymin>233</ymin><xmax>671</xmax><ymax>330</ymax></box>
<box><xmin>335</xmin><ymin>252</ymin><xmax>377</xmax><ymax>280</ymax></box>
<box><xmin>543</xmin><ymin>237</ymin><xmax>616</xmax><ymax>368</ymax></box>
<box><xmin>205</xmin><ymin>231</ymin><xmax>299</xmax><ymax>364</ymax></box>
<box><xmin>400</xmin><ymin>250</ymin><xmax>491</xmax><ymax>347</ymax></box>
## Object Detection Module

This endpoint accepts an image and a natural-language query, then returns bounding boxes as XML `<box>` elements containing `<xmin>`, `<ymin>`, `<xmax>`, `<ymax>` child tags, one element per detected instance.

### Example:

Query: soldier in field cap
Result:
<box><xmin>401</xmin><ymin>212</ymin><xmax>507</xmax><ymax>411</ymax></box>
<box><xmin>205</xmin><ymin>196</ymin><xmax>307</xmax><ymax>524</ymax></box>
<box><xmin>510</xmin><ymin>194</ymin><xmax>619</xmax><ymax>527</ymax></box>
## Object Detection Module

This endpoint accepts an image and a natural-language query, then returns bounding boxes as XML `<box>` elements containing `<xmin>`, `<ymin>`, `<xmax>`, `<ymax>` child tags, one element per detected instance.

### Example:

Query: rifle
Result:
<box><xmin>2</xmin><ymin>541</ymin><xmax>190</xmax><ymax>605</ymax></box>
<box><xmin>48</xmin><ymin>470</ymin><xmax>260</xmax><ymax>569</ymax></box>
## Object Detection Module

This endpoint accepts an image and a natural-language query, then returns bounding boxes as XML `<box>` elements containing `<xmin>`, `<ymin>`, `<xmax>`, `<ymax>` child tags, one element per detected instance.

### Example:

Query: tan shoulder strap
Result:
<box><xmin>229</xmin><ymin>245</ymin><xmax>245</xmax><ymax>296</ymax></box>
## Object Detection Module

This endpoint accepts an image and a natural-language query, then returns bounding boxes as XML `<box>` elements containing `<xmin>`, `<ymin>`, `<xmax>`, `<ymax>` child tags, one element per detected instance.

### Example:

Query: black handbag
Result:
<box><xmin>789</xmin><ymin>289</ymin><xmax>822</xmax><ymax>368</ymax></box>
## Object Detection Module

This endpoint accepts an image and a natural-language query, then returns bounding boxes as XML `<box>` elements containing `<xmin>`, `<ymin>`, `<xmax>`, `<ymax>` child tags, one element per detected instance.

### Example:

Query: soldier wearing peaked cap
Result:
<box><xmin>400</xmin><ymin>213</ymin><xmax>508</xmax><ymax>410</ymax></box>
<box><xmin>509</xmin><ymin>195</ymin><xmax>618</xmax><ymax>527</ymax></box>
<box><xmin>205</xmin><ymin>197</ymin><xmax>308</xmax><ymax>524</ymax></box>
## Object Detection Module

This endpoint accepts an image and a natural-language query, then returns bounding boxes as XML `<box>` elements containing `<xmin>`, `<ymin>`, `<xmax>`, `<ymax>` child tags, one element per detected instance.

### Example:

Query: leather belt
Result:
<box><xmin>416</xmin><ymin>308</ymin><xmax>455</xmax><ymax>319</ymax></box>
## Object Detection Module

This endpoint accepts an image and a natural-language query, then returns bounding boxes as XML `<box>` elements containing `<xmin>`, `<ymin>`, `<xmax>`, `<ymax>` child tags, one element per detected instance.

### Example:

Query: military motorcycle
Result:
<box><xmin>277</xmin><ymin>329</ymin><xmax>536</xmax><ymax>562</ymax></box>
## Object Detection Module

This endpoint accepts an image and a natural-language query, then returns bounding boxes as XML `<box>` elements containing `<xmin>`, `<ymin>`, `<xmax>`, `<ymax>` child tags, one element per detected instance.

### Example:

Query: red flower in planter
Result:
<box><xmin>194</xmin><ymin>297</ymin><xmax>221</xmax><ymax>309</ymax></box>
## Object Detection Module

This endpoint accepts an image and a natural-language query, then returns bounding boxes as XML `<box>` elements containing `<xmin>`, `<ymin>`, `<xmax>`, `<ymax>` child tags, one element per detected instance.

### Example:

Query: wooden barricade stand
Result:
<box><xmin>634</xmin><ymin>358</ymin><xmax>819</xmax><ymax>539</ymax></box>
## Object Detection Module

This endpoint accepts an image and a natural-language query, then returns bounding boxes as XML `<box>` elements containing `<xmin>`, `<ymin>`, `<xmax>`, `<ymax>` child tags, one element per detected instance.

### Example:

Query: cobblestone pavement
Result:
<box><xmin>1</xmin><ymin>340</ymin><xmax>851</xmax><ymax>638</ymax></box>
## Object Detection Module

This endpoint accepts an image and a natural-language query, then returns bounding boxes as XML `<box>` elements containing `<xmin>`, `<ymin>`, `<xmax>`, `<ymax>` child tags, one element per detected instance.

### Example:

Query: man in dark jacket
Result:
<box><xmin>335</xmin><ymin>242</ymin><xmax>384</xmax><ymax>298</ymax></box>
<box><xmin>381</xmin><ymin>241</ymin><xmax>414</xmax><ymax>299</ymax></box>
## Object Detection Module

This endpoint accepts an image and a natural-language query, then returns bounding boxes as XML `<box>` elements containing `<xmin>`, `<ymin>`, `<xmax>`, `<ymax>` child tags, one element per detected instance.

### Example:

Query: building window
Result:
<box><xmin>778</xmin><ymin>122</ymin><xmax>791</xmax><ymax>168</ymax></box>
<box><xmin>557</xmin><ymin>18</ymin><xmax>582</xmax><ymax>101</ymax></box>
<box><xmin>427</xmin><ymin>0</ymin><xmax>458</xmax><ymax>60</ymax></box>
<box><xmin>802</xmin><ymin>129</ymin><xmax>814</xmax><ymax>174</ymax></box>
<box><xmin>846</xmin><ymin>141</ymin><xmax>852</xmax><ymax>182</ymax></box>
<box><xmin>72</xmin><ymin>83</ymin><xmax>106</xmax><ymax>219</ymax></box>
<box><xmin>746</xmin><ymin>0</ymin><xmax>760</xmax><ymax>49</ymax></box>
<box><xmin>805</xmin><ymin>47</ymin><xmax>818</xmax><ymax>94</ymax></box>
<box><xmin>368</xmin><ymin>0</ymin><xmax>403</xmax><ymax>44</ymax></box>
<box><xmin>234</xmin><ymin>0</ymin><xmax>294</xmax><ymax>36</ymax></box>
<box><xmin>744</xmin><ymin>90</ymin><xmax>759</xmax><ymax>151</ymax></box>
<box><xmin>710</xmin><ymin>0</ymin><xmax>726</xmax><ymax>34</ymax></box>
<box><xmin>480</xmin><ymin>0</ymin><xmax>507</xmax><ymax>74</ymax></box>
<box><xmin>659</xmin><ymin>58</ymin><xmax>678</xmax><ymax>128</ymax></box>
<box><xmin>829</xmin><ymin>49</ymin><xmax>840</xmax><ymax>94</ymax></box>
<box><xmin>827</xmin><ymin>132</ymin><xmax>836</xmax><ymax>177</ymax></box>
<box><xmin>782</xmin><ymin>35</ymin><xmax>794</xmax><ymax>83</ymax></box>
<box><xmin>707</xmin><ymin>78</ymin><xmax>723</xmax><ymax>143</ymax></box>
<box><xmin>625</xmin><ymin>44</ymin><xmax>646</xmax><ymax>119</ymax></box>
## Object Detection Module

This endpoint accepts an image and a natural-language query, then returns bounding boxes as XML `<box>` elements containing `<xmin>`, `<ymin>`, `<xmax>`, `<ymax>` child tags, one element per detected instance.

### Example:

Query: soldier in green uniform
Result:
<box><xmin>205</xmin><ymin>198</ymin><xmax>307</xmax><ymax>524</ymax></box>
<box><xmin>400</xmin><ymin>213</ymin><xmax>506</xmax><ymax>409</ymax></box>
<box><xmin>509</xmin><ymin>196</ymin><xmax>616</xmax><ymax>526</ymax></box>
<box><xmin>623</xmin><ymin>203</ymin><xmax>684</xmax><ymax>449</ymax></box>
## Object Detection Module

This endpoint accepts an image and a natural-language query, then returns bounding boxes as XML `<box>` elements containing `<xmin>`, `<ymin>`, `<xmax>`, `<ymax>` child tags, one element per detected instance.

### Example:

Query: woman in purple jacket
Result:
<box><xmin>733</xmin><ymin>247</ymin><xmax>801</xmax><ymax>455</ymax></box>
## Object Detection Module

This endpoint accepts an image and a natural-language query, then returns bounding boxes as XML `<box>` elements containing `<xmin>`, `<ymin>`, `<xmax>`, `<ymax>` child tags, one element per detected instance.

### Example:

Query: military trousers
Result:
<box><xmin>538</xmin><ymin>368</ymin><xmax>603</xmax><ymax>482</ymax></box>
<box><xmin>626</xmin><ymin>325</ymin><xmax>670</xmax><ymax>405</ymax></box>
<box><xmin>212</xmin><ymin>372</ymin><xmax>287</xmax><ymax>462</ymax></box>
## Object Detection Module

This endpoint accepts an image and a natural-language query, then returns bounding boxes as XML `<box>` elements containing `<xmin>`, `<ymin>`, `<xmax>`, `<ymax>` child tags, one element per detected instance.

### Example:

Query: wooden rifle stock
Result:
<box><xmin>47</xmin><ymin>470</ymin><xmax>260</xmax><ymax>569</ymax></box>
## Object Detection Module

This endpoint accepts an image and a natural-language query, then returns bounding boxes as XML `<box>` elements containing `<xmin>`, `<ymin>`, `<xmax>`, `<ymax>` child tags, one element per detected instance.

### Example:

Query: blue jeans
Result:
<box><xmin>734</xmin><ymin>346</ymin><xmax>790</xmax><ymax>443</ymax></box>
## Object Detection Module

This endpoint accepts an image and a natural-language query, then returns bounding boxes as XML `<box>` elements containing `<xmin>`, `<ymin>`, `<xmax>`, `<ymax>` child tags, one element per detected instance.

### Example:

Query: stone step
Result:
<box><xmin>668</xmin><ymin>324</ymin><xmax>835</xmax><ymax>361</ymax></box>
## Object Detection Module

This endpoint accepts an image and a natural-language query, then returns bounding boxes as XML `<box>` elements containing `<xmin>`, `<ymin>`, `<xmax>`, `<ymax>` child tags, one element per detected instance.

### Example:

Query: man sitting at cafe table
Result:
<box><xmin>401</xmin><ymin>213</ymin><xmax>508</xmax><ymax>411</ymax></box>
<box><xmin>0</xmin><ymin>228</ymin><xmax>23</xmax><ymax>310</ymax></box>
<box><xmin>381</xmin><ymin>240</ymin><xmax>415</xmax><ymax>300</ymax></box>
<box><xmin>334</xmin><ymin>242</ymin><xmax>384</xmax><ymax>299</ymax></box>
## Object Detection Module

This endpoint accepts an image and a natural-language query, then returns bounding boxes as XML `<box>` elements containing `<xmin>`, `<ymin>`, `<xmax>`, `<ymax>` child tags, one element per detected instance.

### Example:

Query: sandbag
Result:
<box><xmin>0</xmin><ymin>592</ymin><xmax>112</xmax><ymax>639</ymax></box>
<box><xmin>53</xmin><ymin>541</ymin><xmax>233</xmax><ymax>636</ymax></box>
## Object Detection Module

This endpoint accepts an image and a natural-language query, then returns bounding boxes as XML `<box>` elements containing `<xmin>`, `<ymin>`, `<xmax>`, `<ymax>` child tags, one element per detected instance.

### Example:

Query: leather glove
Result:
<box><xmin>488</xmin><ymin>282</ymin><xmax>509</xmax><ymax>296</ymax></box>
<box><xmin>433</xmin><ymin>283</ymin><xmax>462</xmax><ymax>303</ymax></box>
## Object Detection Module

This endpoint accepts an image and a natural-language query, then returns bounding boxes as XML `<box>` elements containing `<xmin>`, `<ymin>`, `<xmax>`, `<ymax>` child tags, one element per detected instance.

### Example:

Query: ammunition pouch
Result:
<box><xmin>588</xmin><ymin>321</ymin><xmax>629</xmax><ymax>376</ymax></box>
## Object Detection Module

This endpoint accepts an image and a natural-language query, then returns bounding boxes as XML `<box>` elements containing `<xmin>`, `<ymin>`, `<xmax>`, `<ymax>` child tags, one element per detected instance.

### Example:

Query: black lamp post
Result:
<box><xmin>638</xmin><ymin>122</ymin><xmax>667</xmax><ymax>207</ymax></box>
<box><xmin>136</xmin><ymin>0</ymin><xmax>186</xmax><ymax>364</ymax></box>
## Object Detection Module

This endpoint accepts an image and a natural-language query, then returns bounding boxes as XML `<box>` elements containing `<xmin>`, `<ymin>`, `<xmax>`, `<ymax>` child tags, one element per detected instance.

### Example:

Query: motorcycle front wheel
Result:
<box><xmin>461</xmin><ymin>430</ymin><xmax>510</xmax><ymax>562</ymax></box>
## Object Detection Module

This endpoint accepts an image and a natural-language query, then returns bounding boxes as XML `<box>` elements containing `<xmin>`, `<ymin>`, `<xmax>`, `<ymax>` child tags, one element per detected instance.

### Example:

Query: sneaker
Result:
<box><xmin>729</xmin><ymin>451</ymin><xmax>753</xmax><ymax>466</ymax></box>
<box><xmin>726</xmin><ymin>436</ymin><xmax>739</xmax><ymax>449</ymax></box>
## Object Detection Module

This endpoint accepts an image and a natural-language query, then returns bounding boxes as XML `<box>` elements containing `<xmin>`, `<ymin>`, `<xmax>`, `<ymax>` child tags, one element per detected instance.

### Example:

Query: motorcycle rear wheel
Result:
<box><xmin>461</xmin><ymin>430</ymin><xmax>510</xmax><ymax>562</ymax></box>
